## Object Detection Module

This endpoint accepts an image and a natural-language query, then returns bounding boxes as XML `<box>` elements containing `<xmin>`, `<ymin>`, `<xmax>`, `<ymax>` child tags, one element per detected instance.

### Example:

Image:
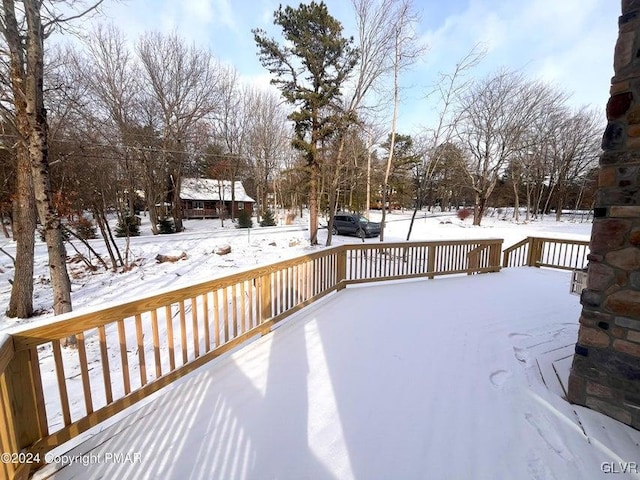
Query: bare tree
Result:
<box><xmin>210</xmin><ymin>66</ymin><xmax>248</xmax><ymax>223</ymax></box>
<box><xmin>406</xmin><ymin>45</ymin><xmax>484</xmax><ymax>240</ymax></box>
<box><xmin>245</xmin><ymin>87</ymin><xmax>290</xmax><ymax>223</ymax></box>
<box><xmin>379</xmin><ymin>0</ymin><xmax>425</xmax><ymax>241</ymax></box>
<box><xmin>1</xmin><ymin>1</ymin><xmax>105</xmax><ymax>323</ymax></box>
<box><xmin>456</xmin><ymin>71</ymin><xmax>562</xmax><ymax>225</ymax></box>
<box><xmin>323</xmin><ymin>0</ymin><xmax>397</xmax><ymax>246</ymax></box>
<box><xmin>137</xmin><ymin>31</ymin><xmax>220</xmax><ymax>232</ymax></box>
<box><xmin>547</xmin><ymin>107</ymin><xmax>601</xmax><ymax>220</ymax></box>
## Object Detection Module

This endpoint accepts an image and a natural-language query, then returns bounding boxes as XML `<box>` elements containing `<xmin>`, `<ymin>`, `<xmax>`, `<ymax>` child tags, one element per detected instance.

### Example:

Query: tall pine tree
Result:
<box><xmin>253</xmin><ymin>1</ymin><xmax>358</xmax><ymax>245</ymax></box>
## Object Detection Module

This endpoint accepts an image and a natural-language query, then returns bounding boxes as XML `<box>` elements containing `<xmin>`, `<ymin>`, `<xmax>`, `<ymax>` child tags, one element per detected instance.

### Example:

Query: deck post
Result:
<box><xmin>427</xmin><ymin>245</ymin><xmax>436</xmax><ymax>279</ymax></box>
<box><xmin>490</xmin><ymin>241</ymin><xmax>502</xmax><ymax>272</ymax></box>
<box><xmin>4</xmin><ymin>348</ymin><xmax>47</xmax><ymax>477</ymax></box>
<box><xmin>260</xmin><ymin>274</ymin><xmax>272</xmax><ymax>322</ymax></box>
<box><xmin>336</xmin><ymin>247</ymin><xmax>347</xmax><ymax>289</ymax></box>
<box><xmin>526</xmin><ymin>237</ymin><xmax>541</xmax><ymax>267</ymax></box>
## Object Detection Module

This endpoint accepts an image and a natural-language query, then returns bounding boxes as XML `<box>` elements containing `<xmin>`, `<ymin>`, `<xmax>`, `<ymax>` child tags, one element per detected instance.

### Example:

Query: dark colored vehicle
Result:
<box><xmin>332</xmin><ymin>213</ymin><xmax>381</xmax><ymax>238</ymax></box>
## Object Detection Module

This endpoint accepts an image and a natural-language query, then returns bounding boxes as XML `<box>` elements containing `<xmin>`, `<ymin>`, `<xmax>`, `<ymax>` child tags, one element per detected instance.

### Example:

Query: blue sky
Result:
<box><xmin>96</xmin><ymin>0</ymin><xmax>619</xmax><ymax>134</ymax></box>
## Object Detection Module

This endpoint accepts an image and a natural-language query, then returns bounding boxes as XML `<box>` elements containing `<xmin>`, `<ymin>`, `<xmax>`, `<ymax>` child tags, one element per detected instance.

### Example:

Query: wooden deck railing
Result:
<box><xmin>502</xmin><ymin>236</ymin><xmax>590</xmax><ymax>271</ymax></box>
<box><xmin>0</xmin><ymin>238</ymin><xmax>502</xmax><ymax>479</ymax></box>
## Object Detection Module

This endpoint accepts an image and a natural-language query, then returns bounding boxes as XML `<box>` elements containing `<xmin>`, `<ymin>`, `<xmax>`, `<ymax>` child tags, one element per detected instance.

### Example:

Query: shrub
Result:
<box><xmin>70</xmin><ymin>216</ymin><xmax>97</xmax><ymax>240</ymax></box>
<box><xmin>115</xmin><ymin>215</ymin><xmax>140</xmax><ymax>237</ymax></box>
<box><xmin>237</xmin><ymin>209</ymin><xmax>253</xmax><ymax>228</ymax></box>
<box><xmin>260</xmin><ymin>209</ymin><xmax>277</xmax><ymax>227</ymax></box>
<box><xmin>457</xmin><ymin>208</ymin><xmax>473</xmax><ymax>221</ymax></box>
<box><xmin>157</xmin><ymin>218</ymin><xmax>175</xmax><ymax>234</ymax></box>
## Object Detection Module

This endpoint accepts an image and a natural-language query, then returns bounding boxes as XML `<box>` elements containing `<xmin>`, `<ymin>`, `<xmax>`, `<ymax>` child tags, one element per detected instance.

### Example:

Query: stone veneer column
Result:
<box><xmin>567</xmin><ymin>0</ymin><xmax>640</xmax><ymax>429</ymax></box>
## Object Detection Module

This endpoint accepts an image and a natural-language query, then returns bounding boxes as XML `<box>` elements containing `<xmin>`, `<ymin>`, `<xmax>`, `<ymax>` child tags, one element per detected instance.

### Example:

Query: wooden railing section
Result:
<box><xmin>502</xmin><ymin>236</ymin><xmax>590</xmax><ymax>271</ymax></box>
<box><xmin>0</xmin><ymin>238</ymin><xmax>502</xmax><ymax>479</ymax></box>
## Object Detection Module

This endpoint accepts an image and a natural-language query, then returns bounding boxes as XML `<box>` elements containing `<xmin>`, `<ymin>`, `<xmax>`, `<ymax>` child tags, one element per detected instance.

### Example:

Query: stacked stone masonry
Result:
<box><xmin>568</xmin><ymin>0</ymin><xmax>640</xmax><ymax>430</ymax></box>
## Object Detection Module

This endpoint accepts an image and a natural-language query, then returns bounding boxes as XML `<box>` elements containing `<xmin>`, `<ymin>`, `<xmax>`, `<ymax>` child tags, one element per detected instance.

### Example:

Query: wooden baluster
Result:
<box><xmin>223</xmin><ymin>287</ymin><xmax>230</xmax><ymax>341</ymax></box>
<box><xmin>165</xmin><ymin>305</ymin><xmax>176</xmax><ymax>372</ymax></box>
<box><xmin>135</xmin><ymin>315</ymin><xmax>147</xmax><ymax>386</ymax></box>
<box><xmin>98</xmin><ymin>326</ymin><xmax>113</xmax><ymax>404</ymax></box>
<box><xmin>232</xmin><ymin>285</ymin><xmax>239</xmax><ymax>337</ymax></box>
<box><xmin>191</xmin><ymin>298</ymin><xmax>200</xmax><ymax>358</ymax></box>
<box><xmin>52</xmin><ymin>340</ymin><xmax>72</xmax><ymax>425</ymax></box>
<box><xmin>203</xmin><ymin>293</ymin><xmax>210</xmax><ymax>352</ymax></box>
<box><xmin>213</xmin><ymin>290</ymin><xmax>221</xmax><ymax>346</ymax></box>
<box><xmin>117</xmin><ymin>320</ymin><xmax>131</xmax><ymax>395</ymax></box>
<box><xmin>179</xmin><ymin>301</ymin><xmax>188</xmax><ymax>365</ymax></box>
<box><xmin>76</xmin><ymin>332</ymin><xmax>93</xmax><ymax>415</ymax></box>
<box><xmin>151</xmin><ymin>310</ymin><xmax>162</xmax><ymax>378</ymax></box>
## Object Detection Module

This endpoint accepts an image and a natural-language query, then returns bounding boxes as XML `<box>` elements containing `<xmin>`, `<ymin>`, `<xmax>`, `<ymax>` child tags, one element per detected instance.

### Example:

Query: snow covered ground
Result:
<box><xmin>0</xmin><ymin>208</ymin><xmax>593</xmax><ymax>333</ymax></box>
<box><xmin>34</xmin><ymin>268</ymin><xmax>640</xmax><ymax>480</ymax></box>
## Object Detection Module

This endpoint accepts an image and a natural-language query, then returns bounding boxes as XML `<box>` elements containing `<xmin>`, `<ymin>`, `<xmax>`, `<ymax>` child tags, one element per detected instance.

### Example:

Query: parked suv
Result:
<box><xmin>332</xmin><ymin>213</ymin><xmax>381</xmax><ymax>238</ymax></box>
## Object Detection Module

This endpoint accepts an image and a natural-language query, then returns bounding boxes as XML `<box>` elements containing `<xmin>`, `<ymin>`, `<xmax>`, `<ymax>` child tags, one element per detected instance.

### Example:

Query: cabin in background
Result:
<box><xmin>180</xmin><ymin>178</ymin><xmax>255</xmax><ymax>219</ymax></box>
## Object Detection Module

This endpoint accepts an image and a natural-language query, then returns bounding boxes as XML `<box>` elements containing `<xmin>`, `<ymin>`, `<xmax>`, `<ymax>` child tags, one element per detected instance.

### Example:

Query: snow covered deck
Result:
<box><xmin>36</xmin><ymin>268</ymin><xmax>640</xmax><ymax>480</ymax></box>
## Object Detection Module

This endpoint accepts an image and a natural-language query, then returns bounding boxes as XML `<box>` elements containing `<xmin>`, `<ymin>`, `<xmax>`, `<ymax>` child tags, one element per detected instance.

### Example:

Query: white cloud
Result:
<box><xmin>417</xmin><ymin>0</ymin><xmax>617</xmax><ymax>110</ymax></box>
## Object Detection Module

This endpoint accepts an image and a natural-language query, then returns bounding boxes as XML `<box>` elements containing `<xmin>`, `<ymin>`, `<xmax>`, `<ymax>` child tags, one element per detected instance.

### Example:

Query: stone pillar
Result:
<box><xmin>567</xmin><ymin>0</ymin><xmax>640</xmax><ymax>430</ymax></box>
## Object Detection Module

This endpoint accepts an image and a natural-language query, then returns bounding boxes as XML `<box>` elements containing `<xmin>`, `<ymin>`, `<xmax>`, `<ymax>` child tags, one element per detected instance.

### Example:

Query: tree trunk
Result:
<box><xmin>512</xmin><ymin>181</ymin><xmax>520</xmax><ymax>222</ymax></box>
<box><xmin>309</xmin><ymin>162</ymin><xmax>319</xmax><ymax>245</ymax></box>
<box><xmin>24</xmin><ymin>1</ymin><xmax>73</xmax><ymax>323</ymax></box>
<box><xmin>4</xmin><ymin>0</ymin><xmax>73</xmax><ymax>327</ymax></box>
<box><xmin>7</xmin><ymin>143</ymin><xmax>35</xmax><ymax>318</ymax></box>
<box><xmin>93</xmin><ymin>208</ymin><xmax>118</xmax><ymax>269</ymax></box>
<box><xmin>148</xmin><ymin>201</ymin><xmax>159</xmax><ymax>235</ymax></box>
<box><xmin>473</xmin><ymin>192</ymin><xmax>484</xmax><ymax>226</ymax></box>
<box><xmin>366</xmin><ymin>132</ymin><xmax>372</xmax><ymax>219</ymax></box>
<box><xmin>231</xmin><ymin>172</ymin><xmax>236</xmax><ymax>222</ymax></box>
<box><xmin>170</xmin><ymin>169</ymin><xmax>183</xmax><ymax>232</ymax></box>
<box><xmin>555</xmin><ymin>188</ymin><xmax>565</xmax><ymax>221</ymax></box>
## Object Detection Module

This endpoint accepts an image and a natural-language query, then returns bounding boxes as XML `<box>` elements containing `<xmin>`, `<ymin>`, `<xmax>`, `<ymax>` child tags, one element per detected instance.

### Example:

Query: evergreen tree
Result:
<box><xmin>237</xmin><ymin>209</ymin><xmax>253</xmax><ymax>228</ymax></box>
<box><xmin>115</xmin><ymin>216</ymin><xmax>141</xmax><ymax>237</ymax></box>
<box><xmin>157</xmin><ymin>218</ymin><xmax>175</xmax><ymax>234</ymax></box>
<box><xmin>253</xmin><ymin>1</ymin><xmax>358</xmax><ymax>245</ymax></box>
<box><xmin>260</xmin><ymin>209</ymin><xmax>277</xmax><ymax>227</ymax></box>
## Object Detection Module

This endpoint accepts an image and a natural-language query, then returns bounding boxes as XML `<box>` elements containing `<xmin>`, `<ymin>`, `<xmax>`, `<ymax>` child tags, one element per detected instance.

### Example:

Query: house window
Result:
<box><xmin>237</xmin><ymin>202</ymin><xmax>244</xmax><ymax>210</ymax></box>
<box><xmin>193</xmin><ymin>201</ymin><xmax>204</xmax><ymax>210</ymax></box>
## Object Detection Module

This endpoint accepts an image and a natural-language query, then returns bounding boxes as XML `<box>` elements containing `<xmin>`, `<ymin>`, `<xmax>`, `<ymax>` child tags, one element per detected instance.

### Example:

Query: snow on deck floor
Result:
<box><xmin>36</xmin><ymin>268</ymin><xmax>640</xmax><ymax>480</ymax></box>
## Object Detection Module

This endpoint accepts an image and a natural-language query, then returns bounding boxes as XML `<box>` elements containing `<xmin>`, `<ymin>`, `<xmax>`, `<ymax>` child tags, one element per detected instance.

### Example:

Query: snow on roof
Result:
<box><xmin>180</xmin><ymin>177</ymin><xmax>255</xmax><ymax>202</ymax></box>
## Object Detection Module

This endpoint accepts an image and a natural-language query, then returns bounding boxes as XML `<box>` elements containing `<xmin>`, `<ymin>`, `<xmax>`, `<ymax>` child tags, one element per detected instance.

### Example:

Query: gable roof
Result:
<box><xmin>180</xmin><ymin>178</ymin><xmax>255</xmax><ymax>203</ymax></box>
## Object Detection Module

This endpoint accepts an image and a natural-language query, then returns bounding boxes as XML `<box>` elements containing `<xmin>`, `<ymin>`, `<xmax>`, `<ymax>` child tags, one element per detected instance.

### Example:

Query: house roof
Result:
<box><xmin>180</xmin><ymin>178</ymin><xmax>255</xmax><ymax>202</ymax></box>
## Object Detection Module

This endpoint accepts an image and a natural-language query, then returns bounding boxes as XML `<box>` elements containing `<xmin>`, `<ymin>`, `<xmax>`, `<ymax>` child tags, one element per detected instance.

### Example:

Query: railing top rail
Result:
<box><xmin>11</xmin><ymin>238</ymin><xmax>503</xmax><ymax>351</ymax></box>
<box><xmin>343</xmin><ymin>238</ymin><xmax>503</xmax><ymax>250</ymax></box>
<box><xmin>526</xmin><ymin>236</ymin><xmax>590</xmax><ymax>245</ymax></box>
<box><xmin>11</xmin><ymin>247</ymin><xmax>337</xmax><ymax>351</ymax></box>
<box><xmin>504</xmin><ymin>236</ymin><xmax>590</xmax><ymax>252</ymax></box>
<box><xmin>503</xmin><ymin>238</ymin><xmax>531</xmax><ymax>253</ymax></box>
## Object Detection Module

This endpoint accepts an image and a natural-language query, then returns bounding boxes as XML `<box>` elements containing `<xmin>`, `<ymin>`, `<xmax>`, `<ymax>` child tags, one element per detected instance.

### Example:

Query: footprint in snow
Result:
<box><xmin>490</xmin><ymin>369</ymin><xmax>511</xmax><ymax>388</ymax></box>
<box><xmin>509</xmin><ymin>332</ymin><xmax>532</xmax><ymax>340</ymax></box>
<box><xmin>513</xmin><ymin>346</ymin><xmax>529</xmax><ymax>364</ymax></box>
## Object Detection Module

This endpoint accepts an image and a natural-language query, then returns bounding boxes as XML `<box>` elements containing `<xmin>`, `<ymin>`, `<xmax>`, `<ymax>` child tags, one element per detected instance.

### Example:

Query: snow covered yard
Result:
<box><xmin>34</xmin><ymin>268</ymin><xmax>640</xmax><ymax>480</ymax></box>
<box><xmin>0</xmin><ymin>209</ymin><xmax>592</xmax><ymax>333</ymax></box>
